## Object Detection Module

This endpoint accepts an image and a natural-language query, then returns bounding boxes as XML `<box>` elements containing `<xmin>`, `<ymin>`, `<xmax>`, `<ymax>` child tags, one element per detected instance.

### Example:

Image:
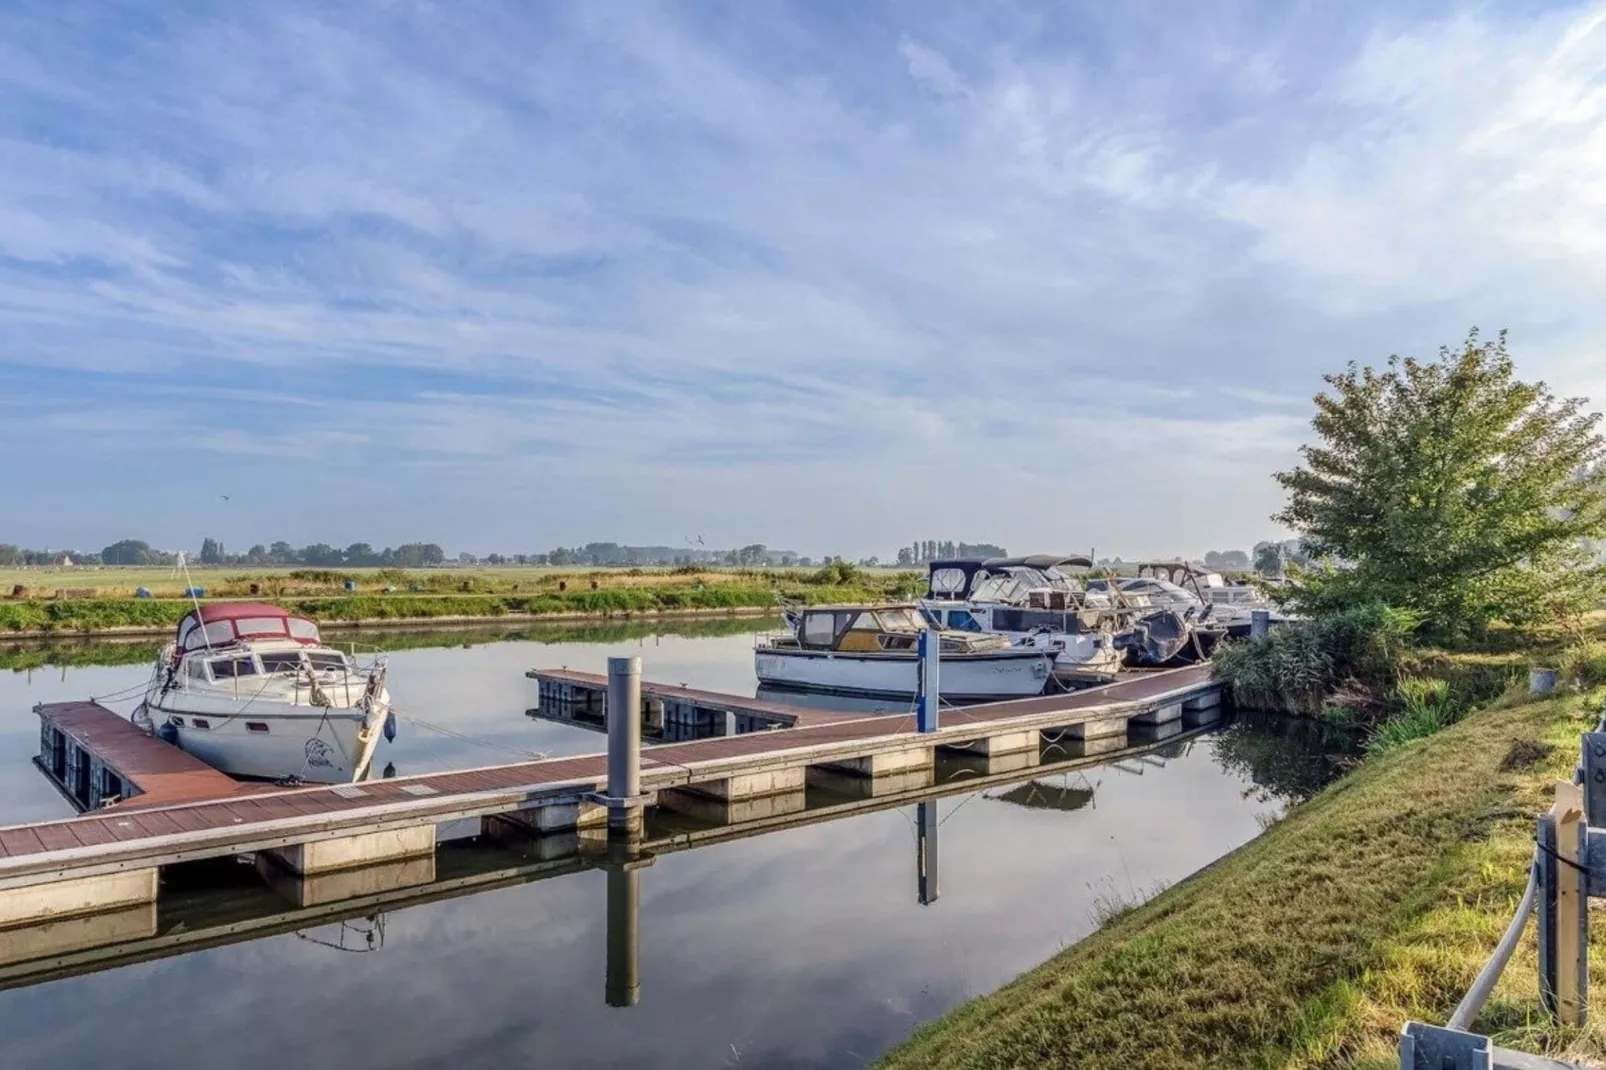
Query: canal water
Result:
<box><xmin>0</xmin><ymin>620</ymin><xmax>1350</xmax><ymax>1070</ymax></box>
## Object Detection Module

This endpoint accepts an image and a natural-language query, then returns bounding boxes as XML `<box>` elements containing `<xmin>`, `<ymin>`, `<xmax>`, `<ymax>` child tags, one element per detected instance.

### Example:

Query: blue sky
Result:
<box><xmin>3</xmin><ymin>0</ymin><xmax>1605</xmax><ymax>559</ymax></box>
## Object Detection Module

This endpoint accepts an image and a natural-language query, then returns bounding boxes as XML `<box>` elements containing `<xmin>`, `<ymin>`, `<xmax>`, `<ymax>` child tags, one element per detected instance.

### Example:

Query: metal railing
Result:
<box><xmin>1399</xmin><ymin>703</ymin><xmax>1606</xmax><ymax>1070</ymax></box>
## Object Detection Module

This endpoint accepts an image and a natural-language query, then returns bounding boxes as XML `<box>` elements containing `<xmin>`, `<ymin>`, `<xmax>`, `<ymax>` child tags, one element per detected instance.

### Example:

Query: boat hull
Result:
<box><xmin>146</xmin><ymin>694</ymin><xmax>388</xmax><ymax>783</ymax></box>
<box><xmin>753</xmin><ymin>647</ymin><xmax>1051</xmax><ymax>700</ymax></box>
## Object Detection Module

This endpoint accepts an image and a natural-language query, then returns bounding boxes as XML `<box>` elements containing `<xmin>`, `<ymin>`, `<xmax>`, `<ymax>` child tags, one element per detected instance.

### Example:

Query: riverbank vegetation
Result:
<box><xmin>879</xmin><ymin>691</ymin><xmax>1606</xmax><ymax>1069</ymax></box>
<box><xmin>1217</xmin><ymin>331</ymin><xmax>1606</xmax><ymax>752</ymax></box>
<box><xmin>0</xmin><ymin>564</ymin><xmax>914</xmax><ymax>634</ymax></box>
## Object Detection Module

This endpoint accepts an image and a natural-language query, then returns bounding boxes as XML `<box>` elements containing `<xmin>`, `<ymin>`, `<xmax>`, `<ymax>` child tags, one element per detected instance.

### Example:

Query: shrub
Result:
<box><xmin>1366</xmin><ymin>677</ymin><xmax>1457</xmax><ymax>754</ymax></box>
<box><xmin>1213</xmin><ymin>603</ymin><xmax>1421</xmax><ymax>716</ymax></box>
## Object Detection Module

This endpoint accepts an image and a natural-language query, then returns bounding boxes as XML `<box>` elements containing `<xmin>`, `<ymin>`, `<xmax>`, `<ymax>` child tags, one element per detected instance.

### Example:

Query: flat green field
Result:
<box><xmin>0</xmin><ymin>564</ymin><xmax>678</xmax><ymax>598</ymax></box>
<box><xmin>0</xmin><ymin>563</ymin><xmax>920</xmax><ymax>633</ymax></box>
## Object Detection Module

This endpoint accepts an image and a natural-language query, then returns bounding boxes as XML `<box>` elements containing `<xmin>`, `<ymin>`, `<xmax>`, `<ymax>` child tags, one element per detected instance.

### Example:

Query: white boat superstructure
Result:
<box><xmin>756</xmin><ymin>603</ymin><xmax>1053</xmax><ymax>701</ymax></box>
<box><xmin>920</xmin><ymin>556</ymin><xmax>1127</xmax><ymax>682</ymax></box>
<box><xmin>140</xmin><ymin>603</ymin><xmax>392</xmax><ymax>783</ymax></box>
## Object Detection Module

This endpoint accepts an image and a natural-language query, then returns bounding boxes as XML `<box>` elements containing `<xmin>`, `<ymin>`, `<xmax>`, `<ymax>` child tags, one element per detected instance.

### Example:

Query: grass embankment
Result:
<box><xmin>879</xmin><ymin>692</ymin><xmax>1606</xmax><ymax>1070</ymax></box>
<box><xmin>0</xmin><ymin>565</ymin><xmax>912</xmax><ymax>634</ymax></box>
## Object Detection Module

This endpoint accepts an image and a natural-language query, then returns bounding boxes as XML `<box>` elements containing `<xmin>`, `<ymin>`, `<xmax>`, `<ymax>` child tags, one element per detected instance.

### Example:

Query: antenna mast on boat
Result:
<box><xmin>177</xmin><ymin>551</ymin><xmax>213</xmax><ymax>653</ymax></box>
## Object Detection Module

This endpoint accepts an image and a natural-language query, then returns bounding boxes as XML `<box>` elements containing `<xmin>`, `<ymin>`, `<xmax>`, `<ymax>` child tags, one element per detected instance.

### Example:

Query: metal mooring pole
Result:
<box><xmin>917</xmin><ymin>629</ymin><xmax>940</xmax><ymax>733</ymax></box>
<box><xmin>607</xmin><ymin>656</ymin><xmax>642</xmax><ymax>837</ymax></box>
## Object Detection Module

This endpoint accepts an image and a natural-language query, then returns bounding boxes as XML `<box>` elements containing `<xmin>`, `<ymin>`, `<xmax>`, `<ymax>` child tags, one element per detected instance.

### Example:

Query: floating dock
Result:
<box><xmin>34</xmin><ymin>701</ymin><xmax>278</xmax><ymax>812</ymax></box>
<box><xmin>0</xmin><ymin>718</ymin><xmax>1211</xmax><ymax>994</ymax></box>
<box><xmin>0</xmin><ymin>663</ymin><xmax>1222</xmax><ymax>970</ymax></box>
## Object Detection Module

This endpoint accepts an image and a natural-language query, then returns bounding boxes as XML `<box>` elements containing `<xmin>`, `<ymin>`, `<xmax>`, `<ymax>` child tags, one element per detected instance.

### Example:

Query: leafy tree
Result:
<box><xmin>1275</xmin><ymin>329</ymin><xmax>1606</xmax><ymax>633</ymax></box>
<box><xmin>0</xmin><ymin>544</ymin><xmax>20</xmax><ymax>566</ymax></box>
<box><xmin>199</xmin><ymin>537</ymin><xmax>223</xmax><ymax>564</ymax></box>
<box><xmin>1254</xmin><ymin>543</ymin><xmax>1284</xmax><ymax>575</ymax></box>
<box><xmin>102</xmin><ymin>539</ymin><xmax>154</xmax><ymax>565</ymax></box>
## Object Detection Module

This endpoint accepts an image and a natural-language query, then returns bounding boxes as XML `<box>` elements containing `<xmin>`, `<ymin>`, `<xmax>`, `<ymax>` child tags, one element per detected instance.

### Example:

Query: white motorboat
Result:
<box><xmin>756</xmin><ymin>603</ymin><xmax>1053</xmax><ymax>700</ymax></box>
<box><xmin>138</xmin><ymin>603</ymin><xmax>392</xmax><ymax>783</ymax></box>
<box><xmin>920</xmin><ymin>556</ymin><xmax>1128</xmax><ymax>682</ymax></box>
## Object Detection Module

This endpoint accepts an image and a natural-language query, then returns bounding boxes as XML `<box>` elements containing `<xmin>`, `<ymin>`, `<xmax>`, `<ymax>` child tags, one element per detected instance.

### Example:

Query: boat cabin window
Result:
<box><xmin>259</xmin><ymin>651</ymin><xmax>305</xmax><ymax>673</ymax></box>
<box><xmin>288</xmin><ymin>618</ymin><xmax>320</xmax><ymax>642</ymax></box>
<box><xmin>945</xmin><ymin>609</ymin><xmax>981</xmax><ymax>632</ymax></box>
<box><xmin>929</xmin><ymin>567</ymin><xmax>970</xmax><ymax>597</ymax></box>
<box><xmin>186</xmin><ymin>659</ymin><xmax>210</xmax><ymax>681</ymax></box>
<box><xmin>800</xmin><ymin>612</ymin><xmax>838</xmax><ymax>648</ymax></box>
<box><xmin>850</xmin><ymin>611</ymin><xmax>880</xmax><ymax>631</ymax></box>
<box><xmin>209</xmin><ymin>657</ymin><xmax>257</xmax><ymax>678</ymax></box>
<box><xmin>307</xmin><ymin>652</ymin><xmax>350</xmax><ymax>671</ymax></box>
<box><xmin>233</xmin><ymin>616</ymin><xmax>289</xmax><ymax>639</ymax></box>
<box><xmin>184</xmin><ymin>620</ymin><xmax>238</xmax><ymax>651</ymax></box>
<box><xmin>874</xmin><ymin>607</ymin><xmax>925</xmax><ymax>632</ymax></box>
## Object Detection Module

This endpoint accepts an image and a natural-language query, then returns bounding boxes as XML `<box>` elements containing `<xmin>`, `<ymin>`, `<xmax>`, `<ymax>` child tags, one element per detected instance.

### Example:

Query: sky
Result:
<box><xmin>3</xmin><ymin>0</ymin><xmax>1605</xmax><ymax>560</ymax></box>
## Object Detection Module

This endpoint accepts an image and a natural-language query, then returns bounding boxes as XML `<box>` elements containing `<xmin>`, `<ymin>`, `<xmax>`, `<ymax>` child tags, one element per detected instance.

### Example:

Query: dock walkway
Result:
<box><xmin>0</xmin><ymin>664</ymin><xmax>1221</xmax><ymax>929</ymax></box>
<box><xmin>33</xmin><ymin>702</ymin><xmax>275</xmax><ymax>812</ymax></box>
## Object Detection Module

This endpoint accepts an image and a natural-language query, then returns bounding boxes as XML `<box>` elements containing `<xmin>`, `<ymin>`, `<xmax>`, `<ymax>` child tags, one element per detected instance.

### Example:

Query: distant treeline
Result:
<box><xmin>0</xmin><ymin>538</ymin><xmax>816</xmax><ymax>569</ymax></box>
<box><xmin>894</xmin><ymin>541</ymin><xmax>1008</xmax><ymax>565</ymax></box>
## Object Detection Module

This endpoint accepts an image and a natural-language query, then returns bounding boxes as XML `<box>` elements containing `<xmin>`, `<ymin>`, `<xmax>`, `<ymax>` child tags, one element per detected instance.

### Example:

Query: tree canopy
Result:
<box><xmin>1274</xmin><ymin>329</ymin><xmax>1606</xmax><ymax>633</ymax></box>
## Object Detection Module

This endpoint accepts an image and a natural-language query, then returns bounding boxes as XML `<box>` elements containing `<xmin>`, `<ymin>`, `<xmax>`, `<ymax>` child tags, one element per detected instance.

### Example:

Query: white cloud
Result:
<box><xmin>900</xmin><ymin>37</ymin><xmax>971</xmax><ymax>99</ymax></box>
<box><xmin>1</xmin><ymin>3</ymin><xmax>1603</xmax><ymax>556</ymax></box>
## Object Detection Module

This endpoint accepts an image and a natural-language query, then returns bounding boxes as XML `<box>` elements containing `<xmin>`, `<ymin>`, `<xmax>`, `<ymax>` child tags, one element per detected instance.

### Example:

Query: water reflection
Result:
<box><xmin>0</xmin><ymin>623</ymin><xmax>1357</xmax><ymax>1070</ymax></box>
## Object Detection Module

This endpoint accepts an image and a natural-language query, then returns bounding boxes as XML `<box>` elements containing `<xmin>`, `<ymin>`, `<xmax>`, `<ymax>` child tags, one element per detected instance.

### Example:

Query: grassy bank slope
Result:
<box><xmin>879</xmin><ymin>694</ymin><xmax>1606</xmax><ymax>1070</ymax></box>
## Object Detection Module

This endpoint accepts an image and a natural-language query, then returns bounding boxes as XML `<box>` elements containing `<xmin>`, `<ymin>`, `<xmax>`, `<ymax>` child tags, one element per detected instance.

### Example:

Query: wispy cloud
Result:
<box><xmin>0</xmin><ymin>1</ymin><xmax>1602</xmax><ymax>555</ymax></box>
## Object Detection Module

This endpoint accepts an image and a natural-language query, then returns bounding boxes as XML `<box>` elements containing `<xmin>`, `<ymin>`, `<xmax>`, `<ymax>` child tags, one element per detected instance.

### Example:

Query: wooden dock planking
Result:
<box><xmin>0</xmin><ymin>664</ymin><xmax>1220</xmax><ymax>891</ymax></box>
<box><xmin>35</xmin><ymin>700</ymin><xmax>278</xmax><ymax>810</ymax></box>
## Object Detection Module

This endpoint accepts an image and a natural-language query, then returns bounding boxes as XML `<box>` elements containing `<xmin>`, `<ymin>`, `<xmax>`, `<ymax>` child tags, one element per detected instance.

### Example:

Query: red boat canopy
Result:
<box><xmin>176</xmin><ymin>603</ymin><xmax>321</xmax><ymax>652</ymax></box>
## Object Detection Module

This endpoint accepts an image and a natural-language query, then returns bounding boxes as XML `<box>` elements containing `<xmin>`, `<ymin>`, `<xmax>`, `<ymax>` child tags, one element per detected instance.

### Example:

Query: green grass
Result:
<box><xmin>0</xmin><ymin>579</ymin><xmax>896</xmax><ymax>634</ymax></box>
<box><xmin>876</xmin><ymin>692</ymin><xmax>1606</xmax><ymax>1070</ymax></box>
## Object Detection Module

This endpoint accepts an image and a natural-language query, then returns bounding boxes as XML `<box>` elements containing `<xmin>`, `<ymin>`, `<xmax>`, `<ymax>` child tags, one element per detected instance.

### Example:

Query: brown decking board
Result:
<box><xmin>36</xmin><ymin>700</ymin><xmax>256</xmax><ymax>809</ymax></box>
<box><xmin>3</xmin><ymin>666</ymin><xmax>1218</xmax><ymax>872</ymax></box>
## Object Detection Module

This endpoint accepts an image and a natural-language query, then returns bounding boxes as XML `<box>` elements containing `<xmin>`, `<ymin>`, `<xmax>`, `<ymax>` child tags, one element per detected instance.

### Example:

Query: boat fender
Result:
<box><xmin>157</xmin><ymin>722</ymin><xmax>180</xmax><ymax>746</ymax></box>
<box><xmin>384</xmin><ymin>710</ymin><xmax>398</xmax><ymax>743</ymax></box>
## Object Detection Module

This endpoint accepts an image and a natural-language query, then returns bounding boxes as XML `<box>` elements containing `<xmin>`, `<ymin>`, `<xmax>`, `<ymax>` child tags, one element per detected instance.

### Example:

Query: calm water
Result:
<box><xmin>0</xmin><ymin>621</ymin><xmax>1346</xmax><ymax>1070</ymax></box>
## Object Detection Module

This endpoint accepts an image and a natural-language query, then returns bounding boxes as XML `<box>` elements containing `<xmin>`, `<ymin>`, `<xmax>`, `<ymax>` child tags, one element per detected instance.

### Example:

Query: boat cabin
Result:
<box><xmin>925</xmin><ymin>555</ymin><xmax>1095</xmax><ymax>604</ymax></box>
<box><xmin>788</xmin><ymin>604</ymin><xmax>1009</xmax><ymax>654</ymax></box>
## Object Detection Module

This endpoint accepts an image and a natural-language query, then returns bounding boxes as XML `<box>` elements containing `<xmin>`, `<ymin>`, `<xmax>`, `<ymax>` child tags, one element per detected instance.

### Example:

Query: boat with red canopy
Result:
<box><xmin>139</xmin><ymin>602</ymin><xmax>392</xmax><ymax>782</ymax></box>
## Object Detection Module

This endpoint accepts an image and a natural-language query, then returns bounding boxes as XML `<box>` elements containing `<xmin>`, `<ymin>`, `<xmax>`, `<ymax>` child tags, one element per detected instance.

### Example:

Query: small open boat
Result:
<box><xmin>756</xmin><ymin>603</ymin><xmax>1053</xmax><ymax>700</ymax></box>
<box><xmin>138</xmin><ymin>603</ymin><xmax>392</xmax><ymax>783</ymax></box>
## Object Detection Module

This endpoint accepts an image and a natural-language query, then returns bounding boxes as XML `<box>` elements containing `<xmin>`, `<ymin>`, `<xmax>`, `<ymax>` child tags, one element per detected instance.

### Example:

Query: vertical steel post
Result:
<box><xmin>605</xmin><ymin>863</ymin><xmax>641</xmax><ymax>1008</ymax></box>
<box><xmin>917</xmin><ymin>628</ymin><xmax>940</xmax><ymax>733</ymax></box>
<box><xmin>607</xmin><ymin>656</ymin><xmax>642</xmax><ymax>837</ymax></box>
<box><xmin>1250</xmin><ymin>609</ymin><xmax>1270</xmax><ymax>639</ymax></box>
<box><xmin>1538</xmin><ymin>812</ymin><xmax>1561</xmax><ymax>1020</ymax></box>
<box><xmin>917</xmin><ymin>800</ymin><xmax>939</xmax><ymax>905</ymax></box>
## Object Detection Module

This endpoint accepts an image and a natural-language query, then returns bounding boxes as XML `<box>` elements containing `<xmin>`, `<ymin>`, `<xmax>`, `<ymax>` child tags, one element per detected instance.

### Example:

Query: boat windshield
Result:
<box><xmin>307</xmin><ymin>652</ymin><xmax>352</xmax><ymax>671</ymax></box>
<box><xmin>259</xmin><ymin>651</ymin><xmax>305</xmax><ymax>673</ymax></box>
<box><xmin>875</xmin><ymin>607</ymin><xmax>927</xmax><ymax>632</ymax></box>
<box><xmin>1207</xmin><ymin>587</ymin><xmax>1264</xmax><ymax>606</ymax></box>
